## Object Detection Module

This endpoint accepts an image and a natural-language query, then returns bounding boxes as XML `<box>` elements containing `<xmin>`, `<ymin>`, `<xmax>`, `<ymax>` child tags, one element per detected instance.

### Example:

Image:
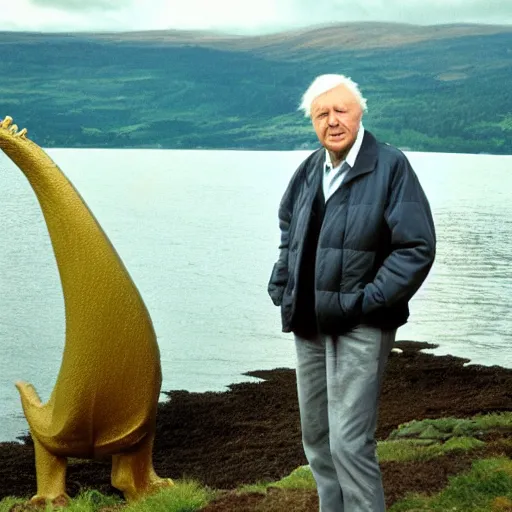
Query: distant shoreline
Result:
<box><xmin>31</xmin><ymin>145</ymin><xmax>512</xmax><ymax>157</ymax></box>
<box><xmin>2</xmin><ymin>26</ymin><xmax>511</xmax><ymax>156</ymax></box>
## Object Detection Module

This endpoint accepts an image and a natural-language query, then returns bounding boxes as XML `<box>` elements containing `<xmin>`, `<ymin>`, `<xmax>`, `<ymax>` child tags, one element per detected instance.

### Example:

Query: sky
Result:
<box><xmin>1</xmin><ymin>0</ymin><xmax>512</xmax><ymax>34</ymax></box>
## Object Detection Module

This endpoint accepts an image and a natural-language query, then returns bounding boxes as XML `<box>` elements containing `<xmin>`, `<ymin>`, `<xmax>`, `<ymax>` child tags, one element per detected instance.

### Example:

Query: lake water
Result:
<box><xmin>0</xmin><ymin>148</ymin><xmax>511</xmax><ymax>442</ymax></box>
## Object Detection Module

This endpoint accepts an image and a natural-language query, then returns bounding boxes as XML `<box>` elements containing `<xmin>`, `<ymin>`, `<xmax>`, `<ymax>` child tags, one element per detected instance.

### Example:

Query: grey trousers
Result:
<box><xmin>295</xmin><ymin>325</ymin><xmax>396</xmax><ymax>512</ymax></box>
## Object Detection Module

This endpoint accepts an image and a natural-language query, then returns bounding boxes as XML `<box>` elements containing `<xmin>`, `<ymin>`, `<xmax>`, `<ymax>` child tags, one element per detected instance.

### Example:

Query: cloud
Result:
<box><xmin>284</xmin><ymin>0</ymin><xmax>512</xmax><ymax>26</ymax></box>
<box><xmin>2</xmin><ymin>0</ymin><xmax>512</xmax><ymax>33</ymax></box>
<box><xmin>29</xmin><ymin>0</ymin><xmax>133</xmax><ymax>11</ymax></box>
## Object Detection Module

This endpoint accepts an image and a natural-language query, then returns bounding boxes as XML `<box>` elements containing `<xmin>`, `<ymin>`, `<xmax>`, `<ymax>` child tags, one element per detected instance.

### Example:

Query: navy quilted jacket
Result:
<box><xmin>268</xmin><ymin>130</ymin><xmax>436</xmax><ymax>335</ymax></box>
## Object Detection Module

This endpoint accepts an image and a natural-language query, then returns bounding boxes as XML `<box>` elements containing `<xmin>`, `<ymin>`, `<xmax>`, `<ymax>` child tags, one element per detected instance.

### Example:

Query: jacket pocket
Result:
<box><xmin>362</xmin><ymin>282</ymin><xmax>386</xmax><ymax>315</ymax></box>
<box><xmin>339</xmin><ymin>290</ymin><xmax>364</xmax><ymax>319</ymax></box>
<box><xmin>268</xmin><ymin>262</ymin><xmax>288</xmax><ymax>306</ymax></box>
<box><xmin>316</xmin><ymin>290</ymin><xmax>364</xmax><ymax>334</ymax></box>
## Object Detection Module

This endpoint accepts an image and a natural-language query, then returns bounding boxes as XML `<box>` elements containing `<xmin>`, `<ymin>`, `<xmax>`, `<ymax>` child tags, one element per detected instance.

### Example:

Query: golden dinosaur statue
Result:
<box><xmin>0</xmin><ymin>116</ymin><xmax>173</xmax><ymax>504</ymax></box>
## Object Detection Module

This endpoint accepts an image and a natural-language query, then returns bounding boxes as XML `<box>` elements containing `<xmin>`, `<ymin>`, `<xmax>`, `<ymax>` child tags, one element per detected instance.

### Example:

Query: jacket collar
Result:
<box><xmin>305</xmin><ymin>130</ymin><xmax>379</xmax><ymax>188</ymax></box>
<box><xmin>305</xmin><ymin>148</ymin><xmax>326</xmax><ymax>187</ymax></box>
<box><xmin>343</xmin><ymin>130</ymin><xmax>379</xmax><ymax>185</ymax></box>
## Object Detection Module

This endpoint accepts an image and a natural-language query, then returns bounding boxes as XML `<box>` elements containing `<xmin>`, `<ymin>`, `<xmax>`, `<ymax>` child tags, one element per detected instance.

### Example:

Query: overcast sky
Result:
<box><xmin>2</xmin><ymin>0</ymin><xmax>512</xmax><ymax>33</ymax></box>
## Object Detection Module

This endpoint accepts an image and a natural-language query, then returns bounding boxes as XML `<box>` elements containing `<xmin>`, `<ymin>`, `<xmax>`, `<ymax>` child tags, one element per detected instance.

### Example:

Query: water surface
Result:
<box><xmin>0</xmin><ymin>148</ymin><xmax>510</xmax><ymax>442</ymax></box>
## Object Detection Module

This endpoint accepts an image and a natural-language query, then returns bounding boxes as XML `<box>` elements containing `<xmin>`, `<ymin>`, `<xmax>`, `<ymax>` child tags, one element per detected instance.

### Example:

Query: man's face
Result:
<box><xmin>310</xmin><ymin>85</ymin><xmax>363</xmax><ymax>159</ymax></box>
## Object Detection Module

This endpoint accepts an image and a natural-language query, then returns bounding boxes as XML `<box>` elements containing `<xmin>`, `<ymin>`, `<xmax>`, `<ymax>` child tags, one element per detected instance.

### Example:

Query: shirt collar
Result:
<box><xmin>325</xmin><ymin>123</ymin><xmax>365</xmax><ymax>171</ymax></box>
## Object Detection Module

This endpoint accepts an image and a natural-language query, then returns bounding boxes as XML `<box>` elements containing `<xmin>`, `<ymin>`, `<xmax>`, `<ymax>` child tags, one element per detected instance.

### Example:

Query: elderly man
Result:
<box><xmin>268</xmin><ymin>74</ymin><xmax>436</xmax><ymax>512</ymax></box>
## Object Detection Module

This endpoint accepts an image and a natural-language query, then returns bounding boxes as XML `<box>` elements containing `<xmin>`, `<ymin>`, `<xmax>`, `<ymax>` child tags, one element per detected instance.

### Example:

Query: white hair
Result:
<box><xmin>299</xmin><ymin>74</ymin><xmax>368</xmax><ymax>117</ymax></box>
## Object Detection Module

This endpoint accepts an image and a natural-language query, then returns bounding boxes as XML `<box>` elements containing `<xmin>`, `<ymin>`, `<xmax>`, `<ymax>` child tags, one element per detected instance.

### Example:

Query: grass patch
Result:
<box><xmin>237</xmin><ymin>465</ymin><xmax>316</xmax><ymax>494</ymax></box>
<box><xmin>0</xmin><ymin>482</ymin><xmax>212</xmax><ymax>512</ymax></box>
<box><xmin>389</xmin><ymin>457</ymin><xmax>512</xmax><ymax>511</ymax></box>
<box><xmin>389</xmin><ymin>413</ymin><xmax>512</xmax><ymax>441</ymax></box>
<box><xmin>378</xmin><ymin>436</ymin><xmax>486</xmax><ymax>462</ymax></box>
<box><xmin>124</xmin><ymin>481</ymin><xmax>212</xmax><ymax>512</ymax></box>
<box><xmin>270</xmin><ymin>465</ymin><xmax>317</xmax><ymax>491</ymax></box>
<box><xmin>236</xmin><ymin>465</ymin><xmax>317</xmax><ymax>495</ymax></box>
<box><xmin>0</xmin><ymin>490</ymin><xmax>121</xmax><ymax>512</ymax></box>
<box><xmin>0</xmin><ymin>497</ymin><xmax>25</xmax><ymax>512</ymax></box>
<box><xmin>380</xmin><ymin>413</ymin><xmax>512</xmax><ymax>463</ymax></box>
<box><xmin>235</xmin><ymin>482</ymin><xmax>270</xmax><ymax>495</ymax></box>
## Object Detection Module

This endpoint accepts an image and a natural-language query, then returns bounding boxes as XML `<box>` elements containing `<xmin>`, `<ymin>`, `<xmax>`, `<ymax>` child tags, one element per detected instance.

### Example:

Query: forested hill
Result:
<box><xmin>1</xmin><ymin>23</ymin><xmax>511</xmax><ymax>154</ymax></box>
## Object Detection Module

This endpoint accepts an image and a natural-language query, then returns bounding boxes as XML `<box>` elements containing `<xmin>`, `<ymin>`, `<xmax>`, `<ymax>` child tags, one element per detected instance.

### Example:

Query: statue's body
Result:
<box><xmin>0</xmin><ymin>116</ymin><xmax>173</xmax><ymax>503</ymax></box>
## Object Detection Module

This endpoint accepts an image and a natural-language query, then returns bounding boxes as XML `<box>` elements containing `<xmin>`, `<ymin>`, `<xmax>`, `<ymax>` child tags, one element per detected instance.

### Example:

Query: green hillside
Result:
<box><xmin>1</xmin><ymin>24</ymin><xmax>511</xmax><ymax>153</ymax></box>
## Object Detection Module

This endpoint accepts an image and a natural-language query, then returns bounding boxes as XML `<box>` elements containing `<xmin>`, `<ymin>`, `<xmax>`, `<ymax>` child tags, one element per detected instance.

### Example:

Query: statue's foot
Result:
<box><xmin>31</xmin><ymin>495</ymin><xmax>70</xmax><ymax>508</ymax></box>
<box><xmin>111</xmin><ymin>434</ymin><xmax>174</xmax><ymax>501</ymax></box>
<box><xmin>123</xmin><ymin>476</ymin><xmax>175</xmax><ymax>502</ymax></box>
<box><xmin>8</xmin><ymin>494</ymin><xmax>69</xmax><ymax>511</ymax></box>
<box><xmin>148</xmin><ymin>477</ymin><xmax>175</xmax><ymax>494</ymax></box>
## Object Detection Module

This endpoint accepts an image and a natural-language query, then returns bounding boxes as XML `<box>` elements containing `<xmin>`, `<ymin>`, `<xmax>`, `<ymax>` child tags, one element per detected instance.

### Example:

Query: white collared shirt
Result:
<box><xmin>323</xmin><ymin>124</ymin><xmax>365</xmax><ymax>201</ymax></box>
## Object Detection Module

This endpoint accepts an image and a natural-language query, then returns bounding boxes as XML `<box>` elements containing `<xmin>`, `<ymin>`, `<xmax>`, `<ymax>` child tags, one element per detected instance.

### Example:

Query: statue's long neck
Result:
<box><xmin>0</xmin><ymin>128</ymin><xmax>153</xmax><ymax>353</ymax></box>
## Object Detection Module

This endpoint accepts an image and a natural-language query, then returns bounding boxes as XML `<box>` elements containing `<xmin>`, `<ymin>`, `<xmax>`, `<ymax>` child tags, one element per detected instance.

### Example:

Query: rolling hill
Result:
<box><xmin>1</xmin><ymin>23</ymin><xmax>511</xmax><ymax>153</ymax></box>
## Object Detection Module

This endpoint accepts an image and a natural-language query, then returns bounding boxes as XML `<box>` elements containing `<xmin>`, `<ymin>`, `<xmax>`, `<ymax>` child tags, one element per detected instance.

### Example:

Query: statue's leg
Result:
<box><xmin>30</xmin><ymin>435</ymin><xmax>69</xmax><ymax>503</ymax></box>
<box><xmin>111</xmin><ymin>433</ymin><xmax>173</xmax><ymax>501</ymax></box>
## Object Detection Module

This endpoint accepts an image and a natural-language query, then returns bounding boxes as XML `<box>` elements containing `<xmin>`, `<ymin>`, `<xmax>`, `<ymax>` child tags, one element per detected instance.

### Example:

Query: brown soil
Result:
<box><xmin>1</xmin><ymin>341</ymin><xmax>511</xmax><ymax>511</ymax></box>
